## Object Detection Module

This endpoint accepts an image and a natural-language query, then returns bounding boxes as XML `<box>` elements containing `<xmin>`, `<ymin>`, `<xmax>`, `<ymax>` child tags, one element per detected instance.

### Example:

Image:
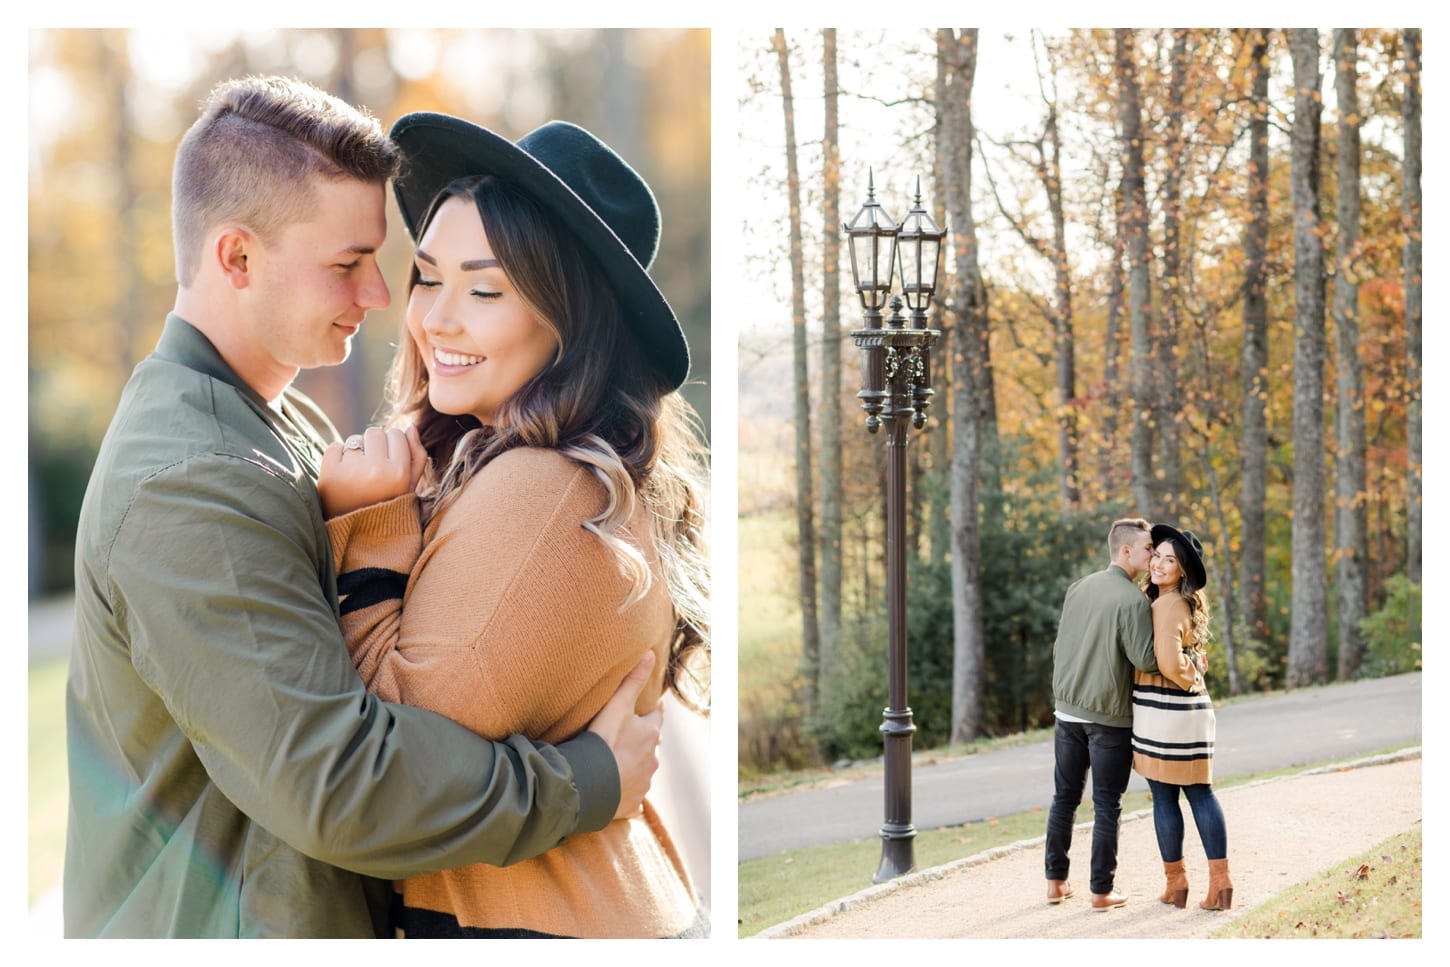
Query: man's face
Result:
<box><xmin>242</xmin><ymin>177</ymin><xmax>390</xmax><ymax>381</ymax></box>
<box><xmin>1125</xmin><ymin>532</ymin><xmax>1154</xmax><ymax>576</ymax></box>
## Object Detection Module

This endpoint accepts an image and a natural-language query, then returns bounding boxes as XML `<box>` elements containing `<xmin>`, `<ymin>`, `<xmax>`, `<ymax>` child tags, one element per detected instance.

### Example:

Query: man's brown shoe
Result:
<box><xmin>1046</xmin><ymin>880</ymin><xmax>1074</xmax><ymax>904</ymax></box>
<box><xmin>1090</xmin><ymin>890</ymin><xmax>1127</xmax><ymax>911</ymax></box>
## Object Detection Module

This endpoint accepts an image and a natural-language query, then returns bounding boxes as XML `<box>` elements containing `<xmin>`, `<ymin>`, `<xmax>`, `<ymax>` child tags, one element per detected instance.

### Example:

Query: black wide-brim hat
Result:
<box><xmin>389</xmin><ymin>113</ymin><xmax>690</xmax><ymax>390</ymax></box>
<box><xmin>1151</xmin><ymin>523</ymin><xmax>1207</xmax><ymax>592</ymax></box>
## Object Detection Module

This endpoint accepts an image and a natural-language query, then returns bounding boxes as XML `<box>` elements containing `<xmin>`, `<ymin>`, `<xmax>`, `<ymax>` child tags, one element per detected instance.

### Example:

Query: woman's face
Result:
<box><xmin>406</xmin><ymin>194</ymin><xmax>558</xmax><ymax>425</ymax></box>
<box><xmin>1150</xmin><ymin>540</ymin><xmax>1182</xmax><ymax>589</ymax></box>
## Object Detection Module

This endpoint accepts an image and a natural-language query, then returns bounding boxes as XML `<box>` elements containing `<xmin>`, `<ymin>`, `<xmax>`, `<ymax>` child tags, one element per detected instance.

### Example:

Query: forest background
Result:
<box><xmin>27</xmin><ymin>27</ymin><xmax>712</xmax><ymax>597</ymax></box>
<box><xmin>738</xmin><ymin>27</ymin><xmax>1424</xmax><ymax>774</ymax></box>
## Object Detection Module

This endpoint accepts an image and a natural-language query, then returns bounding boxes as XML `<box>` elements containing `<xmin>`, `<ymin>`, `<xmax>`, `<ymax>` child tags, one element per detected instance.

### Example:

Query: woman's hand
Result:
<box><xmin>318</xmin><ymin>425</ymin><xmax>427</xmax><ymax>518</ymax></box>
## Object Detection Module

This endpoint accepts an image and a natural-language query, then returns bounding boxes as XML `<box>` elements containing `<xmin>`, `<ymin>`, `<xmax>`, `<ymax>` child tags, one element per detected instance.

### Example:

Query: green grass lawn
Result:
<box><xmin>1212</xmin><ymin>827</ymin><xmax>1421</xmax><ymax>939</ymax></box>
<box><xmin>29</xmin><ymin>655</ymin><xmax>69</xmax><ymax>906</ymax></box>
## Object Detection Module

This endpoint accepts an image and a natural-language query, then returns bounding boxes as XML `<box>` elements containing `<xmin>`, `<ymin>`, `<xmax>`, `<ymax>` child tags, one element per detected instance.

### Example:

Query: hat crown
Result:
<box><xmin>516</xmin><ymin>121</ymin><xmax>660</xmax><ymax>271</ymax></box>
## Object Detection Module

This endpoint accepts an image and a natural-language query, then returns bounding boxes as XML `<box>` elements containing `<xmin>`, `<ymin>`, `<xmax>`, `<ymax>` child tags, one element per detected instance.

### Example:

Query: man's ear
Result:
<box><xmin>214</xmin><ymin>227</ymin><xmax>255</xmax><ymax>290</ymax></box>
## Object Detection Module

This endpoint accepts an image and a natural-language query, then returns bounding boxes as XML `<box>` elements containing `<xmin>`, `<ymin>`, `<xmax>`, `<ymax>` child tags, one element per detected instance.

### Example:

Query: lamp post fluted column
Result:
<box><xmin>843</xmin><ymin>174</ymin><xmax>944</xmax><ymax>884</ymax></box>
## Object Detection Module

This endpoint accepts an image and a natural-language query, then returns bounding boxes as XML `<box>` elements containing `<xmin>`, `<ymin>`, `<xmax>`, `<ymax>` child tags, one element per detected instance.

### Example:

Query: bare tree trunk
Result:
<box><xmin>1403</xmin><ymin>28</ymin><xmax>1423</xmax><ymax>584</ymax></box>
<box><xmin>1046</xmin><ymin>92</ymin><xmax>1081</xmax><ymax>513</ymax></box>
<box><xmin>1287</xmin><ymin>28</ymin><xmax>1328</xmax><ymax>688</ymax></box>
<box><xmin>1239</xmin><ymin>27</ymin><xmax>1271</xmax><ymax>658</ymax></box>
<box><xmin>927</xmin><ymin>163</ymin><xmax>953</xmax><ymax>569</ymax></box>
<box><xmin>1155</xmin><ymin>30</ymin><xmax>1188</xmax><ymax>520</ymax></box>
<box><xmin>773</xmin><ymin>29</ymin><xmax>821</xmax><ymax>713</ymax></box>
<box><xmin>819</xmin><ymin>28</ymin><xmax>844</xmax><ymax>674</ymax></box>
<box><xmin>1201</xmin><ymin>431</ymin><xmax>1242</xmax><ymax>695</ymax></box>
<box><xmin>938</xmin><ymin>27</ymin><xmax>986</xmax><ymax>743</ymax></box>
<box><xmin>1333</xmin><ymin>29</ymin><xmax>1368</xmax><ymax>680</ymax></box>
<box><xmin>1116</xmin><ymin>29</ymin><xmax>1156</xmax><ymax>518</ymax></box>
<box><xmin>1099</xmin><ymin>187</ymin><xmax>1127</xmax><ymax>500</ymax></box>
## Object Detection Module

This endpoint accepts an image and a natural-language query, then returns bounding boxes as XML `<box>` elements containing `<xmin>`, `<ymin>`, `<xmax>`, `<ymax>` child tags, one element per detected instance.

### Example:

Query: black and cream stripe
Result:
<box><xmin>1131</xmin><ymin>681</ymin><xmax>1215</xmax><ymax>764</ymax></box>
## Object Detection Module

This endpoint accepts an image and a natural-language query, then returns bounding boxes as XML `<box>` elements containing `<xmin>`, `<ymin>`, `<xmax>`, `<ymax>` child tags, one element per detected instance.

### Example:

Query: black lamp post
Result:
<box><xmin>843</xmin><ymin>172</ymin><xmax>945</xmax><ymax>885</ymax></box>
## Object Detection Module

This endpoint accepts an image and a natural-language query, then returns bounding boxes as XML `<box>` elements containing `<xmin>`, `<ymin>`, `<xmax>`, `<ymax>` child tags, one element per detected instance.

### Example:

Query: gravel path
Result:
<box><xmin>759</xmin><ymin>752</ymin><xmax>1421</xmax><ymax>939</ymax></box>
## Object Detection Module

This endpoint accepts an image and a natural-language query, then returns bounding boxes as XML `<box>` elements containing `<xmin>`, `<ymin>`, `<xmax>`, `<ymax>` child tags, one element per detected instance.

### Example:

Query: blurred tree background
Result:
<box><xmin>28</xmin><ymin>27</ymin><xmax>710</xmax><ymax>597</ymax></box>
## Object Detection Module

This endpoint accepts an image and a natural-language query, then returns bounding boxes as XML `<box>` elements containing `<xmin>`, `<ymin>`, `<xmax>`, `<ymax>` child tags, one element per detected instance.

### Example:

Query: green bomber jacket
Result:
<box><xmin>63</xmin><ymin>315</ymin><xmax>618</xmax><ymax>937</ymax></box>
<box><xmin>1050</xmin><ymin>563</ymin><xmax>1159</xmax><ymax>727</ymax></box>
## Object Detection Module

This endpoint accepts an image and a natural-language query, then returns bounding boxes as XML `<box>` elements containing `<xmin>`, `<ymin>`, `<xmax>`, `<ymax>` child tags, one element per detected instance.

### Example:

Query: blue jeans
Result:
<box><xmin>1045</xmin><ymin>719</ymin><xmax>1133</xmax><ymax>895</ymax></box>
<box><xmin>1146</xmin><ymin>778</ymin><xmax>1228</xmax><ymax>862</ymax></box>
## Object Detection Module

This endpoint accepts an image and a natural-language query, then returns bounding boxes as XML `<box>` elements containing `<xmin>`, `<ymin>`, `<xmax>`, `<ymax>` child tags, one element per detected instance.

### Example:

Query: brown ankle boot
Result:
<box><xmin>1160</xmin><ymin>859</ymin><xmax>1189</xmax><ymax>908</ymax></box>
<box><xmin>1200</xmin><ymin>857</ymin><xmax>1233</xmax><ymax>910</ymax></box>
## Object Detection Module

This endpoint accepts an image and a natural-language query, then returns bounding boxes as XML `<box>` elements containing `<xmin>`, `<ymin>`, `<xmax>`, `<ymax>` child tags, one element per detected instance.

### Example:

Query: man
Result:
<box><xmin>1043</xmin><ymin>517</ymin><xmax>1159</xmax><ymax>911</ymax></box>
<box><xmin>64</xmin><ymin>75</ymin><xmax>663</xmax><ymax>938</ymax></box>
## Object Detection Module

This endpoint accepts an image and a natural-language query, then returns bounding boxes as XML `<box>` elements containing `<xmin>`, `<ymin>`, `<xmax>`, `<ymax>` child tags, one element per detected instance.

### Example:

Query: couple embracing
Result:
<box><xmin>64</xmin><ymin>76</ymin><xmax>707</xmax><ymax>938</ymax></box>
<box><xmin>1044</xmin><ymin>517</ymin><xmax>1233</xmax><ymax>914</ymax></box>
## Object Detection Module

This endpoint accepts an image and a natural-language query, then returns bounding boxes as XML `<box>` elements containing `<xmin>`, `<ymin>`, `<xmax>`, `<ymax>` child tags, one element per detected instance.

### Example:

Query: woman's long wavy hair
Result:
<box><xmin>383</xmin><ymin>174</ymin><xmax>709</xmax><ymax>711</ymax></box>
<box><xmin>1145</xmin><ymin>537</ymin><xmax>1212</xmax><ymax>653</ymax></box>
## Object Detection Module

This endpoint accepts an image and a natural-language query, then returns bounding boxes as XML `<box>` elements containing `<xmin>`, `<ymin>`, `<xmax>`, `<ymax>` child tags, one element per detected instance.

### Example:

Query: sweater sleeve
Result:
<box><xmin>1151</xmin><ymin>595</ymin><xmax>1202</xmax><ymax>692</ymax></box>
<box><xmin>335</xmin><ymin>447</ymin><xmax>673</xmax><ymax>749</ymax></box>
<box><xmin>325</xmin><ymin>493</ymin><xmax>425</xmax><ymax>692</ymax></box>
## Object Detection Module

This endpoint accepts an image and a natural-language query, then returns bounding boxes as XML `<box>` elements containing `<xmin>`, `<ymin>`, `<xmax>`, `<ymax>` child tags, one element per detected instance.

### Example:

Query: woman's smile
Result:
<box><xmin>432</xmin><ymin>347</ymin><xmax>486</xmax><ymax>370</ymax></box>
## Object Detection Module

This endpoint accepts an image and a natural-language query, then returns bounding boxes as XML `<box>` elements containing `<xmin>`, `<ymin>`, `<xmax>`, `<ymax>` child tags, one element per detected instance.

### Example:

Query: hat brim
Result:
<box><xmin>1150</xmin><ymin>524</ymin><xmax>1207</xmax><ymax>591</ymax></box>
<box><xmin>389</xmin><ymin>112</ymin><xmax>689</xmax><ymax>390</ymax></box>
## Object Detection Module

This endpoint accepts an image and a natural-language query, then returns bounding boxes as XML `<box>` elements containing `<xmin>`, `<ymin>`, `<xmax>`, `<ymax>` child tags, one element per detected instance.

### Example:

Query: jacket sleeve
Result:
<box><xmin>1151</xmin><ymin>597</ymin><xmax>1203</xmax><ymax>693</ymax></box>
<box><xmin>110</xmin><ymin>452</ymin><xmax>617</xmax><ymax>879</ymax></box>
<box><xmin>1121</xmin><ymin>595</ymin><xmax>1159</xmax><ymax>674</ymax></box>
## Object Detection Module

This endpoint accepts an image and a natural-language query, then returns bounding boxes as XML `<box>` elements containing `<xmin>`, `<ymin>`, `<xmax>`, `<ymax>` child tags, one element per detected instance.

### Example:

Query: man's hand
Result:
<box><xmin>317</xmin><ymin>424</ymin><xmax>428</xmax><ymax>518</ymax></box>
<box><xmin>587</xmin><ymin>651</ymin><xmax>664</xmax><ymax>820</ymax></box>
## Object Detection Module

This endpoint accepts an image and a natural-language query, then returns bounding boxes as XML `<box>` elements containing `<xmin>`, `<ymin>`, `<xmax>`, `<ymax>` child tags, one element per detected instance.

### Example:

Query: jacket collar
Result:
<box><xmin>1108</xmin><ymin>563</ymin><xmax>1138</xmax><ymax>583</ymax></box>
<box><xmin>153</xmin><ymin>313</ymin><xmax>329</xmax><ymax>476</ymax></box>
<box><xmin>153</xmin><ymin>313</ymin><xmax>273</xmax><ymax>412</ymax></box>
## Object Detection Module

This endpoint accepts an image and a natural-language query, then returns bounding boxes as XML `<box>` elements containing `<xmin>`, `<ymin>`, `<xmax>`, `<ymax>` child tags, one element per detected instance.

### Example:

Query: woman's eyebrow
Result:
<box><xmin>414</xmin><ymin>249</ymin><xmax>501</xmax><ymax>271</ymax></box>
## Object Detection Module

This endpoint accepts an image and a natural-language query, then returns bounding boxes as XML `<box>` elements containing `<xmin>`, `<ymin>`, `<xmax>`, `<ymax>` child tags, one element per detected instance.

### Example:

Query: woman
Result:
<box><xmin>315</xmin><ymin>114</ymin><xmax>709</xmax><ymax>938</ymax></box>
<box><xmin>1131</xmin><ymin>524</ymin><xmax>1233</xmax><ymax>911</ymax></box>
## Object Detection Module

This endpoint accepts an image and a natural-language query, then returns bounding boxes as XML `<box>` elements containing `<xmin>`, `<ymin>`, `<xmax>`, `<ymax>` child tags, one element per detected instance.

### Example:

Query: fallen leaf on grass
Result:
<box><xmin>1354</xmin><ymin>863</ymin><xmax>1371</xmax><ymax>880</ymax></box>
<box><xmin>1336</xmin><ymin>891</ymin><xmax>1352</xmax><ymax>904</ymax></box>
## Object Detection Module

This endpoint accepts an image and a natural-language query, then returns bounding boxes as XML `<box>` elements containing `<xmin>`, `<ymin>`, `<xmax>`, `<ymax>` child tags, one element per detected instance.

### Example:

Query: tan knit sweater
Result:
<box><xmin>326</xmin><ymin>446</ymin><xmax>697</xmax><ymax>938</ymax></box>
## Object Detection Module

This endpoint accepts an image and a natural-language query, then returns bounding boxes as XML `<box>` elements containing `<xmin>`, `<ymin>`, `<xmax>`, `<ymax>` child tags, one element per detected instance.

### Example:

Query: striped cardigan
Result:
<box><xmin>1131</xmin><ymin>591</ymin><xmax>1216</xmax><ymax>786</ymax></box>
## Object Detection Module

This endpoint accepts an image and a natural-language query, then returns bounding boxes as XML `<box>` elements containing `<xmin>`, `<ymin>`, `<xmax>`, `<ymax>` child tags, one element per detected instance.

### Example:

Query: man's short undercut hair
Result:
<box><xmin>1107</xmin><ymin>517</ymin><xmax>1151</xmax><ymax>560</ymax></box>
<box><xmin>171</xmin><ymin>75</ymin><xmax>400</xmax><ymax>286</ymax></box>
